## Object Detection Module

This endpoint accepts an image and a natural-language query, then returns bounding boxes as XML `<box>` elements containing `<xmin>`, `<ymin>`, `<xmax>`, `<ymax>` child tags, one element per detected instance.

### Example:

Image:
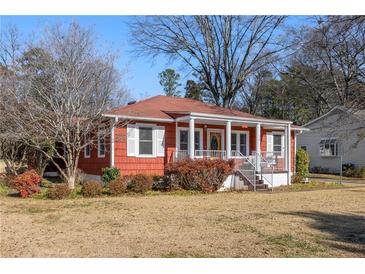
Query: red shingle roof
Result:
<box><xmin>106</xmin><ymin>95</ymin><xmax>290</xmax><ymax>123</ymax></box>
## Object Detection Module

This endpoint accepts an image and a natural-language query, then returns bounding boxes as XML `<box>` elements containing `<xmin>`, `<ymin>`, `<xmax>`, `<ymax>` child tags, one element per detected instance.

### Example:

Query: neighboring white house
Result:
<box><xmin>297</xmin><ymin>106</ymin><xmax>365</xmax><ymax>173</ymax></box>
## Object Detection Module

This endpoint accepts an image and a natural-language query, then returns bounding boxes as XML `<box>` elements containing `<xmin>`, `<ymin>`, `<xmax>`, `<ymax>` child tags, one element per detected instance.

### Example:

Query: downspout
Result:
<box><xmin>110</xmin><ymin>116</ymin><xmax>118</xmax><ymax>167</ymax></box>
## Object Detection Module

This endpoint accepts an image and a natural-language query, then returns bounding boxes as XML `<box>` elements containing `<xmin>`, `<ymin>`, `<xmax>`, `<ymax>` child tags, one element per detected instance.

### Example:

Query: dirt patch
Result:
<box><xmin>1</xmin><ymin>187</ymin><xmax>364</xmax><ymax>257</ymax></box>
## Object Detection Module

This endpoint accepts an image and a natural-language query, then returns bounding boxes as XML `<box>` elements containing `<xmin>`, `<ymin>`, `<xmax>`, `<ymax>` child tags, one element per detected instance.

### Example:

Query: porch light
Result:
<box><xmin>241</xmin><ymin>124</ymin><xmax>248</xmax><ymax>129</ymax></box>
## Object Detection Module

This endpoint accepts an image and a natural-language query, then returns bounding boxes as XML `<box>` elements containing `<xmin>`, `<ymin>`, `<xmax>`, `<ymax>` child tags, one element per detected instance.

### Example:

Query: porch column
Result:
<box><xmin>285</xmin><ymin>124</ymin><xmax>291</xmax><ymax>184</ymax></box>
<box><xmin>255</xmin><ymin>123</ymin><xmax>261</xmax><ymax>171</ymax></box>
<box><xmin>226</xmin><ymin>120</ymin><xmax>231</xmax><ymax>159</ymax></box>
<box><xmin>189</xmin><ymin>117</ymin><xmax>195</xmax><ymax>159</ymax></box>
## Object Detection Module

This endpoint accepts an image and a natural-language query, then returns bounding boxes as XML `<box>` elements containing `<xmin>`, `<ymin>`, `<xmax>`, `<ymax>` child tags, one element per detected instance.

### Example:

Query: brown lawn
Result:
<box><xmin>1</xmin><ymin>187</ymin><xmax>365</xmax><ymax>258</ymax></box>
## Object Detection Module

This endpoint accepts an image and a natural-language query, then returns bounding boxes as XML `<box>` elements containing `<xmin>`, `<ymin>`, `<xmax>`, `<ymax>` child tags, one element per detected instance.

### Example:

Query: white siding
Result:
<box><xmin>297</xmin><ymin>109</ymin><xmax>365</xmax><ymax>173</ymax></box>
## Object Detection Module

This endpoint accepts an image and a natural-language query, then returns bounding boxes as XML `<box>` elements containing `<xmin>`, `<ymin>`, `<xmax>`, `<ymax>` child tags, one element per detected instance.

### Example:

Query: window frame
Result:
<box><xmin>97</xmin><ymin>126</ymin><xmax>106</xmax><ymax>158</ymax></box>
<box><xmin>138</xmin><ymin>125</ymin><xmax>155</xmax><ymax>157</ymax></box>
<box><xmin>177</xmin><ymin>127</ymin><xmax>203</xmax><ymax>151</ymax></box>
<box><xmin>319</xmin><ymin>138</ymin><xmax>338</xmax><ymax>157</ymax></box>
<box><xmin>84</xmin><ymin>132</ymin><xmax>91</xmax><ymax>158</ymax></box>
<box><xmin>271</xmin><ymin>131</ymin><xmax>284</xmax><ymax>158</ymax></box>
<box><xmin>231</xmin><ymin>130</ymin><xmax>250</xmax><ymax>157</ymax></box>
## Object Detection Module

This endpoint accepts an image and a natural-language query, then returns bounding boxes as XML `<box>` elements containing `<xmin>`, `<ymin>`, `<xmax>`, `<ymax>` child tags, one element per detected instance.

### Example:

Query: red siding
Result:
<box><xmin>78</xmin><ymin>121</ymin><xmax>296</xmax><ymax>176</ymax></box>
<box><xmin>78</xmin><ymin>134</ymin><xmax>110</xmax><ymax>176</ymax></box>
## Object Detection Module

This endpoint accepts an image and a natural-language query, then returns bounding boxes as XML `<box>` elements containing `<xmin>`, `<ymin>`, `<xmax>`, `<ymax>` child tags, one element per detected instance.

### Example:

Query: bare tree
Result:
<box><xmin>1</xmin><ymin>22</ymin><xmax>128</xmax><ymax>188</ymax></box>
<box><xmin>130</xmin><ymin>16</ymin><xmax>287</xmax><ymax>108</ymax></box>
<box><xmin>289</xmin><ymin>16</ymin><xmax>365</xmax><ymax>113</ymax></box>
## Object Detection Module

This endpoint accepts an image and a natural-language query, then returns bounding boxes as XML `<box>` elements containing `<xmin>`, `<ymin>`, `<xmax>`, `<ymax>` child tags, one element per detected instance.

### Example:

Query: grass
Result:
<box><xmin>276</xmin><ymin>181</ymin><xmax>345</xmax><ymax>192</ymax></box>
<box><xmin>1</xmin><ymin>185</ymin><xmax>364</xmax><ymax>258</ymax></box>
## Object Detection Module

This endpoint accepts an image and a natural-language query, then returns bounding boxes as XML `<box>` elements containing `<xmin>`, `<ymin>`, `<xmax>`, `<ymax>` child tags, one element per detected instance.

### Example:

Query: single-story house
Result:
<box><xmin>297</xmin><ymin>106</ymin><xmax>365</xmax><ymax>173</ymax></box>
<box><xmin>78</xmin><ymin>95</ymin><xmax>307</xmax><ymax>190</ymax></box>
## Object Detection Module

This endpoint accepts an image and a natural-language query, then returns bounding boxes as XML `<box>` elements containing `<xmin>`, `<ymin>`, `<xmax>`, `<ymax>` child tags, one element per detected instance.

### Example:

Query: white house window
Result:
<box><xmin>178</xmin><ymin>128</ymin><xmax>202</xmax><ymax>150</ymax></box>
<box><xmin>231</xmin><ymin>132</ymin><xmax>248</xmax><ymax>156</ymax></box>
<box><xmin>139</xmin><ymin>127</ymin><xmax>153</xmax><ymax>155</ymax></box>
<box><xmin>84</xmin><ymin>133</ymin><xmax>91</xmax><ymax>158</ymax></box>
<box><xmin>319</xmin><ymin>138</ymin><xmax>338</xmax><ymax>157</ymax></box>
<box><xmin>273</xmin><ymin>134</ymin><xmax>282</xmax><ymax>154</ymax></box>
<box><xmin>98</xmin><ymin>127</ymin><xmax>105</xmax><ymax>158</ymax></box>
<box><xmin>127</xmin><ymin>124</ymin><xmax>165</xmax><ymax>157</ymax></box>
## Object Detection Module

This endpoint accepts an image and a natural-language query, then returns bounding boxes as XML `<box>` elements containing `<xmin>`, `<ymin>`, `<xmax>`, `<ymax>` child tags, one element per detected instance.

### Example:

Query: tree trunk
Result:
<box><xmin>67</xmin><ymin>174</ymin><xmax>76</xmax><ymax>189</ymax></box>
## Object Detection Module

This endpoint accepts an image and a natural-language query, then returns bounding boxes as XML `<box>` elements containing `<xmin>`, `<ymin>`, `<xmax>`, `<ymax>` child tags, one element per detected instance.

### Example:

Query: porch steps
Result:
<box><xmin>235</xmin><ymin>170</ymin><xmax>271</xmax><ymax>192</ymax></box>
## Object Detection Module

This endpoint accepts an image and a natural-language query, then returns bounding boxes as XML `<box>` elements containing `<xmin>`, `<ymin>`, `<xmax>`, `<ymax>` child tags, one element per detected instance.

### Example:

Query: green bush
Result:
<box><xmin>47</xmin><ymin>184</ymin><xmax>71</xmax><ymax>200</ymax></box>
<box><xmin>296</xmin><ymin>149</ymin><xmax>309</xmax><ymax>181</ymax></box>
<box><xmin>102</xmin><ymin>167</ymin><xmax>120</xmax><ymax>185</ymax></box>
<box><xmin>165</xmin><ymin>159</ymin><xmax>234</xmax><ymax>192</ymax></box>
<box><xmin>108</xmin><ymin>177</ymin><xmax>129</xmax><ymax>196</ymax></box>
<box><xmin>127</xmin><ymin>174</ymin><xmax>153</xmax><ymax>194</ymax></box>
<box><xmin>81</xmin><ymin>180</ymin><xmax>103</xmax><ymax>197</ymax></box>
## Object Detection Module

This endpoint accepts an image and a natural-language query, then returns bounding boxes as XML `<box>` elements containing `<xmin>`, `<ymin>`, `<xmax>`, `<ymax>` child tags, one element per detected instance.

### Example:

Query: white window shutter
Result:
<box><xmin>127</xmin><ymin>125</ymin><xmax>137</xmax><ymax>156</ymax></box>
<box><xmin>267</xmin><ymin>132</ymin><xmax>273</xmax><ymax>153</ymax></box>
<box><xmin>156</xmin><ymin>126</ymin><xmax>165</xmax><ymax>156</ymax></box>
<box><xmin>281</xmin><ymin>134</ymin><xmax>285</xmax><ymax>156</ymax></box>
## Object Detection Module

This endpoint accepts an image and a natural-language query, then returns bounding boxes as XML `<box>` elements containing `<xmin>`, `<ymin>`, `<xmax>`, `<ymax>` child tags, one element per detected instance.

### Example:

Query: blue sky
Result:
<box><xmin>0</xmin><ymin>16</ymin><xmax>307</xmax><ymax>100</ymax></box>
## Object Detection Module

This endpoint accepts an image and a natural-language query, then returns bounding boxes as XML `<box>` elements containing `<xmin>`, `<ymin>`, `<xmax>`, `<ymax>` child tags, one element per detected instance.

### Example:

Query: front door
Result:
<box><xmin>209</xmin><ymin>132</ymin><xmax>222</xmax><ymax>150</ymax></box>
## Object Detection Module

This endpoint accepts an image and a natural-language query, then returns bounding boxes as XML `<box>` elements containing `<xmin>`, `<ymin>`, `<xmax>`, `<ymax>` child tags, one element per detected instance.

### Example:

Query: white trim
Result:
<box><xmin>177</xmin><ymin>127</ymin><xmax>203</xmax><ymax>150</ymax></box>
<box><xmin>272</xmin><ymin>131</ymin><xmax>285</xmax><ymax>158</ymax></box>
<box><xmin>186</xmin><ymin>112</ymin><xmax>292</xmax><ymax>125</ymax></box>
<box><xmin>231</xmin><ymin>130</ymin><xmax>250</xmax><ymax>157</ymax></box>
<box><xmin>97</xmin><ymin>126</ymin><xmax>106</xmax><ymax>158</ymax></box>
<box><xmin>84</xmin><ymin>133</ymin><xmax>91</xmax><ymax>159</ymax></box>
<box><xmin>103</xmin><ymin>114</ymin><xmax>174</xmax><ymax>122</ymax></box>
<box><xmin>207</xmin><ymin>128</ymin><xmax>225</xmax><ymax>151</ymax></box>
<box><xmin>110</xmin><ymin>117</ymin><xmax>117</xmax><ymax>167</ymax></box>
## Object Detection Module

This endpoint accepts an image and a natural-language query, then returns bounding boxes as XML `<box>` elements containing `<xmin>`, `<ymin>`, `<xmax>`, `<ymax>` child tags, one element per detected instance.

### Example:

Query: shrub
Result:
<box><xmin>47</xmin><ymin>184</ymin><xmax>71</xmax><ymax>200</ymax></box>
<box><xmin>12</xmin><ymin>169</ymin><xmax>41</xmax><ymax>198</ymax></box>
<box><xmin>81</xmin><ymin>180</ymin><xmax>103</xmax><ymax>197</ymax></box>
<box><xmin>291</xmin><ymin>175</ymin><xmax>302</xmax><ymax>184</ymax></box>
<box><xmin>108</xmin><ymin>177</ymin><xmax>129</xmax><ymax>196</ymax></box>
<box><xmin>102</xmin><ymin>167</ymin><xmax>120</xmax><ymax>185</ymax></box>
<box><xmin>152</xmin><ymin>176</ymin><xmax>175</xmax><ymax>192</ymax></box>
<box><xmin>165</xmin><ymin>159</ymin><xmax>234</xmax><ymax>193</ymax></box>
<box><xmin>296</xmin><ymin>149</ymin><xmax>309</xmax><ymax>181</ymax></box>
<box><xmin>127</xmin><ymin>174</ymin><xmax>153</xmax><ymax>193</ymax></box>
<box><xmin>40</xmin><ymin>178</ymin><xmax>53</xmax><ymax>188</ymax></box>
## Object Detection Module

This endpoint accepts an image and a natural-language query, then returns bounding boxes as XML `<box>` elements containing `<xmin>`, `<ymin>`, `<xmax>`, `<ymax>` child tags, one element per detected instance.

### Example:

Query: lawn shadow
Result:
<box><xmin>279</xmin><ymin>211</ymin><xmax>365</xmax><ymax>255</ymax></box>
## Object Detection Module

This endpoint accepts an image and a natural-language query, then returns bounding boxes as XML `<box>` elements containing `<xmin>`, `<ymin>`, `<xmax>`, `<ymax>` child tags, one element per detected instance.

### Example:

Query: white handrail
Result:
<box><xmin>252</xmin><ymin>152</ymin><xmax>274</xmax><ymax>191</ymax></box>
<box><xmin>233</xmin><ymin>151</ymin><xmax>257</xmax><ymax>191</ymax></box>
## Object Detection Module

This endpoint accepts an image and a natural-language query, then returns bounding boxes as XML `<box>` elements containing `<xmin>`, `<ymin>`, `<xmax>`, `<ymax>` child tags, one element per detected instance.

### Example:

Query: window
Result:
<box><xmin>231</xmin><ymin>133</ymin><xmax>237</xmax><ymax>151</ymax></box>
<box><xmin>98</xmin><ymin>127</ymin><xmax>105</xmax><ymax>158</ymax></box>
<box><xmin>127</xmin><ymin>124</ymin><xmax>165</xmax><ymax>157</ymax></box>
<box><xmin>180</xmin><ymin>130</ymin><xmax>188</xmax><ymax>150</ymax></box>
<box><xmin>231</xmin><ymin>132</ymin><xmax>248</xmax><ymax>156</ymax></box>
<box><xmin>319</xmin><ymin>139</ymin><xmax>338</xmax><ymax>157</ymax></box>
<box><xmin>178</xmin><ymin>129</ymin><xmax>202</xmax><ymax>150</ymax></box>
<box><xmin>273</xmin><ymin>134</ymin><xmax>282</xmax><ymax>154</ymax></box>
<box><xmin>139</xmin><ymin>127</ymin><xmax>153</xmax><ymax>155</ymax></box>
<box><xmin>84</xmin><ymin>133</ymin><xmax>91</xmax><ymax>158</ymax></box>
<box><xmin>239</xmin><ymin>133</ymin><xmax>247</xmax><ymax>155</ymax></box>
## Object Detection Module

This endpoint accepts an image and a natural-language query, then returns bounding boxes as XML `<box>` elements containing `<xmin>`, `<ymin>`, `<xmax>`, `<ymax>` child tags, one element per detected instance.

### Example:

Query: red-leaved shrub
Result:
<box><xmin>165</xmin><ymin>159</ymin><xmax>234</xmax><ymax>192</ymax></box>
<box><xmin>12</xmin><ymin>170</ymin><xmax>41</xmax><ymax>198</ymax></box>
<box><xmin>108</xmin><ymin>177</ymin><xmax>129</xmax><ymax>196</ymax></box>
<box><xmin>127</xmin><ymin>174</ymin><xmax>153</xmax><ymax>193</ymax></box>
<box><xmin>81</xmin><ymin>180</ymin><xmax>103</xmax><ymax>197</ymax></box>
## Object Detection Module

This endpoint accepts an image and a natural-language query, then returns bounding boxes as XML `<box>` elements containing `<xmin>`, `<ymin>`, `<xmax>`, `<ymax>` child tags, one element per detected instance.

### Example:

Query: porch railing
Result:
<box><xmin>173</xmin><ymin>150</ymin><xmax>227</xmax><ymax>161</ymax></box>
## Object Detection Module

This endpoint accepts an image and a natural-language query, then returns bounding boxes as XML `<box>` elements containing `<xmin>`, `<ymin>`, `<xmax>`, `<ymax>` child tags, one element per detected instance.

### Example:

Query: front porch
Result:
<box><xmin>171</xmin><ymin>114</ymin><xmax>294</xmax><ymax>188</ymax></box>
